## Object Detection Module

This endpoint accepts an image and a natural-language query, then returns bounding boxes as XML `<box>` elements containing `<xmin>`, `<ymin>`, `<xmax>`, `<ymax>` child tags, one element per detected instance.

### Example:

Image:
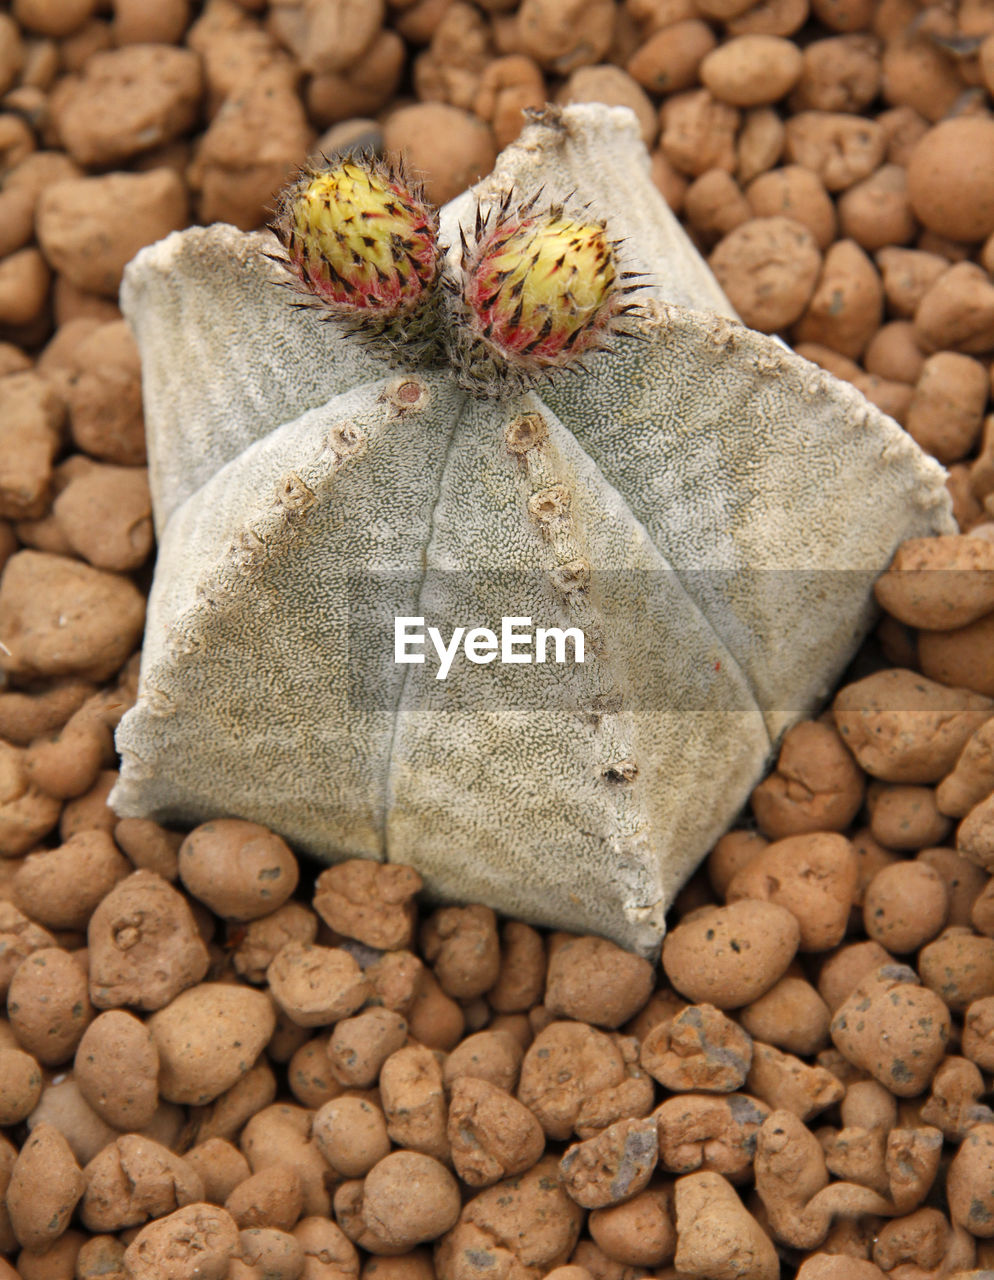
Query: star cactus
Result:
<box><xmin>110</xmin><ymin>106</ymin><xmax>953</xmax><ymax>956</ymax></box>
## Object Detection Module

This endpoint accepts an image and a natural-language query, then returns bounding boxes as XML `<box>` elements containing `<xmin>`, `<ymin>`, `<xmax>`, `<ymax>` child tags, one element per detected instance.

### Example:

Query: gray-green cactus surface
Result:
<box><xmin>110</xmin><ymin>106</ymin><xmax>954</xmax><ymax>956</ymax></box>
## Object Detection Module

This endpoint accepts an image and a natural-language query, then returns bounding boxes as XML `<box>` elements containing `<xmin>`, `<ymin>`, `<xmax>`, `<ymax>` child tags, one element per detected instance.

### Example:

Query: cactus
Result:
<box><xmin>110</xmin><ymin>106</ymin><xmax>953</xmax><ymax>956</ymax></box>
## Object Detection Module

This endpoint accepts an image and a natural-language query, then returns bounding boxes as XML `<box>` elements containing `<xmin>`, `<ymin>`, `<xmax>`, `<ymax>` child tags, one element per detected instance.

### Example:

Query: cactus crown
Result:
<box><xmin>270</xmin><ymin>157</ymin><xmax>643</xmax><ymax>398</ymax></box>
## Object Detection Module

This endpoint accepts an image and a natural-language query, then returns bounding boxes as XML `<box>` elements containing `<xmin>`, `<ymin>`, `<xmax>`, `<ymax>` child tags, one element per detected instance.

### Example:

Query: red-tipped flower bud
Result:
<box><xmin>271</xmin><ymin>157</ymin><xmax>442</xmax><ymax>360</ymax></box>
<box><xmin>450</xmin><ymin>194</ymin><xmax>637</xmax><ymax>395</ymax></box>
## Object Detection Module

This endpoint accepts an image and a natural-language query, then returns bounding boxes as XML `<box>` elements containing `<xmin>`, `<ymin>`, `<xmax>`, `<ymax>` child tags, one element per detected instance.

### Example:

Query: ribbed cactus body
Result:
<box><xmin>110</xmin><ymin>107</ymin><xmax>954</xmax><ymax>955</ymax></box>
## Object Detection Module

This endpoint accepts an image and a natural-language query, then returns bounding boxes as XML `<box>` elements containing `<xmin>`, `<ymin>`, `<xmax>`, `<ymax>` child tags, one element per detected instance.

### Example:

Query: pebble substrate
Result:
<box><xmin>3</xmin><ymin>0</ymin><xmax>994</xmax><ymax>1278</ymax></box>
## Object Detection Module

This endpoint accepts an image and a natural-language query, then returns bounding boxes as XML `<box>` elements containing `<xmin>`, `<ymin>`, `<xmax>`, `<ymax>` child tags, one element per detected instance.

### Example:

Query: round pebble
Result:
<box><xmin>661</xmin><ymin>900</ymin><xmax>801</xmax><ymax>1008</ymax></box>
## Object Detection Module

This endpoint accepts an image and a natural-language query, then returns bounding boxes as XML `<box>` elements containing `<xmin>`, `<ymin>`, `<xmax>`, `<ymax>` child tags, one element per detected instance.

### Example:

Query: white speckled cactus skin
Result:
<box><xmin>110</xmin><ymin>106</ymin><xmax>954</xmax><ymax>956</ymax></box>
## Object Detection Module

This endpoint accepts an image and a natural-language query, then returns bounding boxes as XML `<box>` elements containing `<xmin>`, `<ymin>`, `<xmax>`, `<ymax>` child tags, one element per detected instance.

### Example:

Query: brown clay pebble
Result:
<box><xmin>55</xmin><ymin>45</ymin><xmax>202</xmax><ymax>169</ymax></box>
<box><xmin>708</xmin><ymin>829</ymin><xmax>769</xmax><ymax>899</ymax></box>
<box><xmin>588</xmin><ymin>1185</ymin><xmax>676</xmax><ymax>1268</ymax></box>
<box><xmin>833</xmin><ymin>669</ymin><xmax>994</xmax><ymax>782</ymax></box>
<box><xmin>267</xmin><ymin>942</ymin><xmax>369</xmax><ymax>1027</ymax></box>
<box><xmin>708</xmin><ymin>216</ymin><xmax>821</xmax><ymax>331</ymax></box>
<box><xmin>640</xmin><ymin>1003</ymin><xmax>753</xmax><ymax>1092</ymax></box>
<box><xmin>863</xmin><ymin>320</ymin><xmax>925</xmax><ymax>383</ymax></box>
<box><xmin>446</xmin><ymin>1075</ymin><xmax>545</xmax><ymax>1187</ymax></box>
<box><xmin>313</xmin><ymin>859</ymin><xmax>421</xmax><ymax>950</ymax></box>
<box><xmin>292</xmin><ymin>1217</ymin><xmax>359</xmax><ymax>1280</ymax></box>
<box><xmin>626</xmin><ymin>21</ymin><xmax>716</xmax><ymax>96</ymax></box>
<box><xmin>919</xmin><ymin>846</ymin><xmax>988</xmax><ymax>929</ymax></box>
<box><xmin>959</xmin><ymin>792</ymin><xmax>994</xmax><ymax>872</ymax></box>
<box><xmin>914</xmin><ymin>263</ymin><xmax>994</xmax><ymax>357</ymax></box>
<box><xmin>421</xmin><ymin>904</ymin><xmax>500</xmax><ymax>1000</ymax></box>
<box><xmin>232</xmin><ymin>902</ymin><xmax>319</xmax><ymax>986</ymax></box>
<box><xmin>738</xmin><ymin>971</ymin><xmax>831</xmax><ymax>1057</ymax></box>
<box><xmin>225</xmin><ymin>1162</ymin><xmax>303</xmax><ymax>1232</ymax></box>
<box><xmin>124</xmin><ymin>1203</ymin><xmax>240</xmax><ymax>1280</ymax></box>
<box><xmin>906</xmin><ymin>353</ymin><xmax>988</xmax><ymax>463</ymax></box>
<box><xmin>0</xmin><ymin>1048</ymin><xmax>41</xmax><ymax>1125</ymax></box>
<box><xmin>313</xmin><ymin>1096</ymin><xmax>391</xmax><ymax>1179</ymax></box>
<box><xmin>327</xmin><ymin>1006</ymin><xmax>408</xmax><ymax>1088</ymax></box>
<box><xmin>61</xmin><ymin>320</ymin><xmax>146</xmax><ymax>466</ymax></box>
<box><xmin>831</xmin><ymin>964</ymin><xmax>950</xmax><ymax>1095</ymax></box>
<box><xmin>793</xmin><ymin>34</ymin><xmax>881</xmax><ymax>112</ymax></box>
<box><xmin>36</xmin><ymin>169</ymin><xmax>187</xmax><ymax>298</ymax></box>
<box><xmin>517</xmin><ymin>1021</ymin><xmax>632</xmax><ymax>1141</ymax></box>
<box><xmin>76</xmin><ymin>1236</ymin><xmax>129</xmax><ymax>1280</ymax></box>
<box><xmin>939</xmin><ymin>717</ymin><xmax>994</xmax><ymax>819</ymax></box>
<box><xmin>146</xmin><ymin>982</ymin><xmax>276</xmax><ymax>1105</ymax></box>
<box><xmin>383</xmin><ymin>103</ymin><xmax>496</xmax><ymax>206</ymax></box>
<box><xmin>12</xmin><ymin>0</ymin><xmax>95</xmax><ymax>37</ymax></box>
<box><xmin>863</xmin><ymin>860</ymin><xmax>949</xmax><ymax>952</ymax></box>
<box><xmin>515</xmin><ymin>0</ymin><xmax>615</xmax><ymax>73</ymax></box>
<box><xmin>442</xmin><ymin>1028</ymin><xmax>523</xmax><ymax>1093</ymax></box>
<box><xmin>946</xmin><ymin>1123</ymin><xmax>994</xmax><ymax>1236</ymax></box>
<box><xmin>80</xmin><ymin>1134</ymin><xmax>203</xmax><ymax>1232</ymax></box>
<box><xmin>793</xmin><ymin>237</ymin><xmax>883</xmax><ymax>359</ymax></box>
<box><xmin>558</xmin><ymin>1115</ymin><xmax>658</xmax><ymax>1209</ymax></box>
<box><xmin>875</xmin><ymin>535</ymin><xmax>994</xmax><ymax>629</ymax></box>
<box><xmin>784</xmin><ymin>111</ymin><xmax>885</xmax><ymax>191</ymax></box>
<box><xmin>919</xmin><ymin>928</ymin><xmax>994</xmax><ymax>1012</ymax></box>
<box><xmin>74</xmin><ymin>1009</ymin><xmax>159</xmax><ymax>1130</ymax></box>
<box><xmin>487</xmin><ymin>920</ymin><xmax>546</xmax><ymax>1015</ymax></box>
<box><xmin>12</xmin><ymin>829</ymin><xmax>129</xmax><ymax>931</ymax></box>
<box><xmin>919</xmin><ymin>616</ymin><xmax>994</xmax><ymax>699</ymax></box>
<box><xmin>684</xmin><ymin>170</ymin><xmax>751</xmax><ymax>244</ymax></box>
<box><xmin>0</xmin><ymin>550</ymin><xmax>145</xmax><ymax>683</ymax></box>
<box><xmin>964</xmin><ymin>996</ymin><xmax>994</xmax><ymax>1070</ymax></box>
<box><xmin>178</xmin><ymin>819</ymin><xmax>299</xmax><ymax>921</ymax></box>
<box><xmin>7</xmin><ymin>946</ymin><xmax>93</xmax><ymax>1065</ymax></box>
<box><xmin>361</xmin><ymin>1151</ymin><xmax>461</xmax><ymax>1249</ymax></box>
<box><xmin>53</xmin><ymin>463</ymin><xmax>153</xmax><ymax>571</ymax></box>
<box><xmin>238</xmin><ymin>1226</ymin><xmax>305</xmax><ymax>1280</ymax></box>
<box><xmin>751</xmin><ymin>720</ymin><xmax>864</xmax><ymax>837</ymax></box>
<box><xmin>868</xmin><ymin>784</ymin><xmax>952</xmax><ymax>851</ymax></box>
<box><xmin>726</xmin><ymin>832</ymin><xmax>859</xmax><ymax>951</ymax></box>
<box><xmin>0</xmin><ymin>372</ymin><xmax>63</xmax><ymax>524</ymax></box>
<box><xmin>745</xmin><ymin>1039</ymin><xmax>844</xmax><ymax>1120</ymax></box>
<box><xmin>240</xmin><ymin>1104</ymin><xmax>332</xmax><ymax>1218</ymax></box>
<box><xmin>746</xmin><ymin>165</ymin><xmax>837</xmax><ymax>250</ymax></box>
<box><xmin>907</xmin><ymin>117</ymin><xmax>994</xmax><ymax>242</ymax></box>
<box><xmin>181</xmin><ymin>1138</ymin><xmax>251</xmax><ymax>1206</ymax></box>
<box><xmin>660</xmin><ymin>89</ymin><xmax>741</xmax><ymax>176</ymax></box>
<box><xmin>435</xmin><ymin>1155</ymin><xmax>583</xmax><ymax>1280</ymax></box>
<box><xmin>837</xmin><ymin>164</ymin><xmax>915</xmax><ymax>253</ymax></box>
<box><xmin>287</xmin><ymin>1036</ymin><xmax>341</xmax><ymax>1108</ymax></box>
<box><xmin>700</xmin><ymin>35</ymin><xmax>803</xmax><ymax>106</ymax></box>
<box><xmin>0</xmin><ymin>902</ymin><xmax>57</xmax><ymax>996</ymax></box>
<box><xmin>673</xmin><ymin>1170</ymin><xmax>778</xmax><ymax>1279</ymax></box>
<box><xmin>544</xmin><ymin>935</ymin><xmax>654</xmax><ymax>1028</ymax></box>
<box><xmin>662</xmin><ymin>900</ymin><xmax>801</xmax><ymax>1008</ymax></box>
<box><xmin>87</xmin><ymin>870</ymin><xmax>210</xmax><ymax>1010</ymax></box>
<box><xmin>6</xmin><ymin>1123</ymin><xmax>83</xmax><ymax>1252</ymax></box>
<box><xmin>379</xmin><ymin>1042</ymin><xmax>448</xmax><ymax>1161</ymax></box>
